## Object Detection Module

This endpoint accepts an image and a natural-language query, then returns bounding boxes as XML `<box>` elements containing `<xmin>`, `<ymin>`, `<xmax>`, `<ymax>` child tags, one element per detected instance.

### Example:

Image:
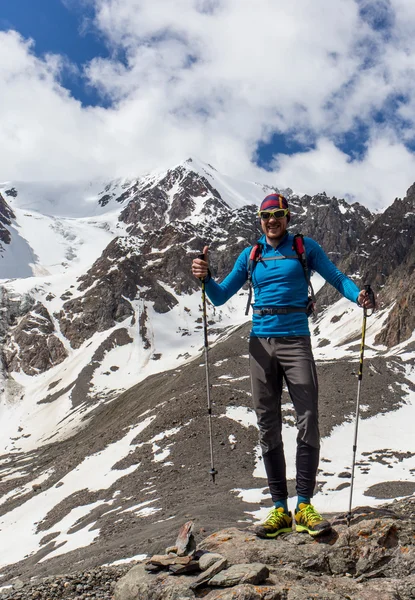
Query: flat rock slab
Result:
<box><xmin>208</xmin><ymin>563</ymin><xmax>269</xmax><ymax>587</ymax></box>
<box><xmin>189</xmin><ymin>557</ymin><xmax>228</xmax><ymax>590</ymax></box>
<box><xmin>169</xmin><ymin>561</ymin><xmax>200</xmax><ymax>575</ymax></box>
<box><xmin>199</xmin><ymin>553</ymin><xmax>225</xmax><ymax>571</ymax></box>
<box><xmin>145</xmin><ymin>563</ymin><xmax>162</xmax><ymax>573</ymax></box>
<box><xmin>197</xmin><ymin>527</ymin><xmax>324</xmax><ymax>567</ymax></box>
<box><xmin>150</xmin><ymin>555</ymin><xmax>192</xmax><ymax>567</ymax></box>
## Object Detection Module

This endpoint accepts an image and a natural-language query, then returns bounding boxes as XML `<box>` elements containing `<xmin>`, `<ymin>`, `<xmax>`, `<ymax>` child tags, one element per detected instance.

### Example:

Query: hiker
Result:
<box><xmin>191</xmin><ymin>193</ymin><xmax>376</xmax><ymax>539</ymax></box>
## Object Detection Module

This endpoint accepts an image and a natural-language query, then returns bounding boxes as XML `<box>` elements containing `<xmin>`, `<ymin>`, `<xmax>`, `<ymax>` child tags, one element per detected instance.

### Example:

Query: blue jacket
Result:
<box><xmin>205</xmin><ymin>233</ymin><xmax>360</xmax><ymax>337</ymax></box>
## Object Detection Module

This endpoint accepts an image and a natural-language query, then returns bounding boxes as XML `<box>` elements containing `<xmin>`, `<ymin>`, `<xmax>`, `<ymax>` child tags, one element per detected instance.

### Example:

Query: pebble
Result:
<box><xmin>0</xmin><ymin>565</ymin><xmax>132</xmax><ymax>600</ymax></box>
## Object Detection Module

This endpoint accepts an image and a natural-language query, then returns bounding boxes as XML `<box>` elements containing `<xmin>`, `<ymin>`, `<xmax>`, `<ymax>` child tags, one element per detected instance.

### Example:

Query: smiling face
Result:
<box><xmin>261</xmin><ymin>213</ymin><xmax>288</xmax><ymax>246</ymax></box>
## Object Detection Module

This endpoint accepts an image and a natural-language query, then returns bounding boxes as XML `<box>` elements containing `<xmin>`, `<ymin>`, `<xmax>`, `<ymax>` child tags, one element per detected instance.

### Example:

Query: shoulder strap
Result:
<box><xmin>292</xmin><ymin>233</ymin><xmax>316</xmax><ymax>314</ymax></box>
<box><xmin>245</xmin><ymin>243</ymin><xmax>262</xmax><ymax>315</ymax></box>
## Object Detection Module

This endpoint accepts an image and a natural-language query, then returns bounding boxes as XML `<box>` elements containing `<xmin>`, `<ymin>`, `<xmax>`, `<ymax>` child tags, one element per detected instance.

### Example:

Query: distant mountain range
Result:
<box><xmin>0</xmin><ymin>158</ymin><xmax>414</xmax><ymax>584</ymax></box>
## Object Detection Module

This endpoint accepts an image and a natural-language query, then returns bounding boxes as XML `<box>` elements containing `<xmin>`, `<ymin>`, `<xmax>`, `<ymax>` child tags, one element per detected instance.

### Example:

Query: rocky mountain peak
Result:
<box><xmin>117</xmin><ymin>163</ymin><xmax>230</xmax><ymax>237</ymax></box>
<box><xmin>0</xmin><ymin>192</ymin><xmax>15</xmax><ymax>247</ymax></box>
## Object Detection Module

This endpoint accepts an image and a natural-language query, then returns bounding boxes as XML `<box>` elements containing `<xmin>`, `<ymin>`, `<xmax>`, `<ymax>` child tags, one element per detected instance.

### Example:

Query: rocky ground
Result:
<box><xmin>0</xmin><ymin>318</ymin><xmax>415</xmax><ymax>585</ymax></box>
<box><xmin>0</xmin><ymin>565</ymin><xmax>131</xmax><ymax>600</ymax></box>
<box><xmin>1</xmin><ymin>497</ymin><xmax>414</xmax><ymax>600</ymax></box>
<box><xmin>0</xmin><ymin>322</ymin><xmax>414</xmax><ymax>590</ymax></box>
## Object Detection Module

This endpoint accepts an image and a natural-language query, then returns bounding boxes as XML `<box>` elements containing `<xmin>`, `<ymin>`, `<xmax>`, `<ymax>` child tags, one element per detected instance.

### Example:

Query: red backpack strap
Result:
<box><xmin>293</xmin><ymin>234</ymin><xmax>316</xmax><ymax>314</ymax></box>
<box><xmin>245</xmin><ymin>243</ymin><xmax>262</xmax><ymax>315</ymax></box>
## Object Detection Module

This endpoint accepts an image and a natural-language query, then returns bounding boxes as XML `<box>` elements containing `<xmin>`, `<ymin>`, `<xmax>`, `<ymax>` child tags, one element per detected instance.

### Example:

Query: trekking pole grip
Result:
<box><xmin>198</xmin><ymin>253</ymin><xmax>206</xmax><ymax>282</ymax></box>
<box><xmin>364</xmin><ymin>284</ymin><xmax>375</xmax><ymax>316</ymax></box>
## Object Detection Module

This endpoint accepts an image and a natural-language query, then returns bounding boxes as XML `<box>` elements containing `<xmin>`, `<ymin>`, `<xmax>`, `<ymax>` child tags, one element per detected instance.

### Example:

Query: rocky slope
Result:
<box><xmin>0</xmin><ymin>320</ymin><xmax>413</xmax><ymax>586</ymax></box>
<box><xmin>1</xmin><ymin>498</ymin><xmax>414</xmax><ymax>600</ymax></box>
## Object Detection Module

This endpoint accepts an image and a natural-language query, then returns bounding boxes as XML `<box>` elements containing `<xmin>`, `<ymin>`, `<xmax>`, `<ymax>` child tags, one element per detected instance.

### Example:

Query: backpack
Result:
<box><xmin>245</xmin><ymin>233</ymin><xmax>316</xmax><ymax>316</ymax></box>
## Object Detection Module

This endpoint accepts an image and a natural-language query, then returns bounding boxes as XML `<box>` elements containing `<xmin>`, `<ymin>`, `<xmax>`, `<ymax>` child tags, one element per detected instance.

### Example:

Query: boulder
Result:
<box><xmin>114</xmin><ymin>564</ymin><xmax>196</xmax><ymax>600</ymax></box>
<box><xmin>199</xmin><ymin>553</ymin><xmax>225</xmax><ymax>571</ymax></box>
<box><xmin>208</xmin><ymin>563</ymin><xmax>269</xmax><ymax>587</ymax></box>
<box><xmin>189</xmin><ymin>557</ymin><xmax>228</xmax><ymax>590</ymax></box>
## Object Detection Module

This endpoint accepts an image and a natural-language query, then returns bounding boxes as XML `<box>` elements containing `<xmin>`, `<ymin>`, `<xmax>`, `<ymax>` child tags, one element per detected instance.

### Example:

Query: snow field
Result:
<box><xmin>0</xmin><ymin>416</ymin><xmax>156</xmax><ymax>568</ymax></box>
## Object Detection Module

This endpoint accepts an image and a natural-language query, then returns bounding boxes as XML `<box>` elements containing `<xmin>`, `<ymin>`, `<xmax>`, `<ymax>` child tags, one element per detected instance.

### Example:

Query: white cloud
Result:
<box><xmin>271</xmin><ymin>134</ymin><xmax>415</xmax><ymax>210</ymax></box>
<box><xmin>1</xmin><ymin>1</ymin><xmax>415</xmax><ymax>210</ymax></box>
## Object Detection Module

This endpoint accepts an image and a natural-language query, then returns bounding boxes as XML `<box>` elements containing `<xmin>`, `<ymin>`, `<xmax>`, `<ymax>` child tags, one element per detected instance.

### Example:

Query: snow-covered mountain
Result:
<box><xmin>0</xmin><ymin>158</ymin><xmax>414</xmax><ymax>585</ymax></box>
<box><xmin>0</xmin><ymin>160</ymin><xmax>275</xmax><ymax>450</ymax></box>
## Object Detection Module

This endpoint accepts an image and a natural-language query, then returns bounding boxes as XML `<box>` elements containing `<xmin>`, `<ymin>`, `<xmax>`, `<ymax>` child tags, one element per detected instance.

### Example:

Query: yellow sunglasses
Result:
<box><xmin>258</xmin><ymin>208</ymin><xmax>290</xmax><ymax>220</ymax></box>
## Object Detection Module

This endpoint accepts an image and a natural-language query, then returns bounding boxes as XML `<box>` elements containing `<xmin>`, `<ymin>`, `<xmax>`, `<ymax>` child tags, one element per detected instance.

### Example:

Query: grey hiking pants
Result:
<box><xmin>249</xmin><ymin>336</ymin><xmax>320</xmax><ymax>501</ymax></box>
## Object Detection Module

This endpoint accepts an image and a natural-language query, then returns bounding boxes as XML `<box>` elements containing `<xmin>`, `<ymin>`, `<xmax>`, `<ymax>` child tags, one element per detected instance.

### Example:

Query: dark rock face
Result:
<box><xmin>375</xmin><ymin>275</ymin><xmax>415</xmax><ymax>347</ymax></box>
<box><xmin>290</xmin><ymin>192</ymin><xmax>373</xmax><ymax>261</ymax></box>
<box><xmin>0</xmin><ymin>289</ymin><xmax>34</xmax><ymax>342</ymax></box>
<box><xmin>0</xmin><ymin>192</ymin><xmax>15</xmax><ymax>246</ymax></box>
<box><xmin>362</xmin><ymin>189</ymin><xmax>415</xmax><ymax>288</ymax></box>
<box><xmin>3</xmin><ymin>303</ymin><xmax>67</xmax><ymax>375</ymax></box>
<box><xmin>56</xmin><ymin>236</ymin><xmax>179</xmax><ymax>349</ymax></box>
<box><xmin>322</xmin><ymin>184</ymin><xmax>415</xmax><ymax>346</ymax></box>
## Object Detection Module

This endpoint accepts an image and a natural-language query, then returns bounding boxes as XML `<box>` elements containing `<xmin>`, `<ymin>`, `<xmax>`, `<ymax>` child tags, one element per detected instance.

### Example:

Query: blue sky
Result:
<box><xmin>1</xmin><ymin>0</ymin><xmax>415</xmax><ymax>210</ymax></box>
<box><xmin>0</xmin><ymin>0</ymin><xmax>109</xmax><ymax>106</ymax></box>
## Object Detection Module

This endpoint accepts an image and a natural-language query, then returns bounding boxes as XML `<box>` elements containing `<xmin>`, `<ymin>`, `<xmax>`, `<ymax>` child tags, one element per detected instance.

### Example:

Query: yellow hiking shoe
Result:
<box><xmin>253</xmin><ymin>507</ymin><xmax>293</xmax><ymax>539</ymax></box>
<box><xmin>295</xmin><ymin>503</ymin><xmax>332</xmax><ymax>537</ymax></box>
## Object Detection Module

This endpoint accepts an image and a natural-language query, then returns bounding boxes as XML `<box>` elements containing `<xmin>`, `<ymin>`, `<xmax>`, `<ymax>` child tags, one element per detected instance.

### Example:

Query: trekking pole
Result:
<box><xmin>347</xmin><ymin>284</ymin><xmax>375</xmax><ymax>526</ymax></box>
<box><xmin>198</xmin><ymin>252</ymin><xmax>218</xmax><ymax>483</ymax></box>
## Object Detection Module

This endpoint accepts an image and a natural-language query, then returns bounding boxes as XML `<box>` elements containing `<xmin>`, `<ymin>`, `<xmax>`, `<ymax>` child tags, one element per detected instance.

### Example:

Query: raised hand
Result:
<box><xmin>192</xmin><ymin>245</ymin><xmax>209</xmax><ymax>280</ymax></box>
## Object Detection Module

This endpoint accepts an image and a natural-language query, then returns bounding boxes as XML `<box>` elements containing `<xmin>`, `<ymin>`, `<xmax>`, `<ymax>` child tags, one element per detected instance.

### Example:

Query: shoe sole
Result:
<box><xmin>255</xmin><ymin>526</ymin><xmax>293</xmax><ymax>539</ymax></box>
<box><xmin>296</xmin><ymin>524</ymin><xmax>332</xmax><ymax>537</ymax></box>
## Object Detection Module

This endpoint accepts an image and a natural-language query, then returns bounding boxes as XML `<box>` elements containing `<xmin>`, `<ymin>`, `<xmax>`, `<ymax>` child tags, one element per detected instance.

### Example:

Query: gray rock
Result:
<box><xmin>114</xmin><ymin>564</ymin><xmax>196</xmax><ymax>600</ymax></box>
<box><xmin>208</xmin><ymin>563</ymin><xmax>269</xmax><ymax>587</ymax></box>
<box><xmin>199</xmin><ymin>553</ymin><xmax>224</xmax><ymax>571</ymax></box>
<box><xmin>189</xmin><ymin>557</ymin><xmax>228</xmax><ymax>590</ymax></box>
<box><xmin>205</xmin><ymin>583</ymin><xmax>283</xmax><ymax>600</ymax></box>
<box><xmin>13</xmin><ymin>580</ymin><xmax>24</xmax><ymax>590</ymax></box>
<box><xmin>3</xmin><ymin>302</ymin><xmax>67</xmax><ymax>375</ymax></box>
<box><xmin>169</xmin><ymin>561</ymin><xmax>200</xmax><ymax>575</ymax></box>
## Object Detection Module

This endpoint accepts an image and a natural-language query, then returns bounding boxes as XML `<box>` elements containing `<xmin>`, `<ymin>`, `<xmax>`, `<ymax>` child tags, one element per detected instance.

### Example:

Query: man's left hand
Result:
<box><xmin>358</xmin><ymin>289</ymin><xmax>376</xmax><ymax>310</ymax></box>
